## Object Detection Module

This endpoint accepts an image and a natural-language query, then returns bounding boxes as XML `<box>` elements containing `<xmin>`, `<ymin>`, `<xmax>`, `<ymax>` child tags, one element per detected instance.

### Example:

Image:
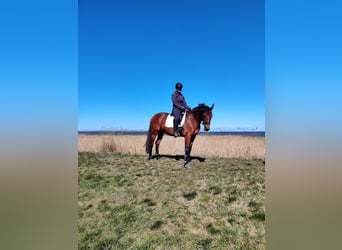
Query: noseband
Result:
<box><xmin>201</xmin><ymin>111</ymin><xmax>212</xmax><ymax>126</ymax></box>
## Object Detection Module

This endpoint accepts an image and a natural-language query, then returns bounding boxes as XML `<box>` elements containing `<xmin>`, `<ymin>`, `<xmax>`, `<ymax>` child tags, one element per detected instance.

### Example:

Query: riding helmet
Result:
<box><xmin>175</xmin><ymin>82</ymin><xmax>183</xmax><ymax>90</ymax></box>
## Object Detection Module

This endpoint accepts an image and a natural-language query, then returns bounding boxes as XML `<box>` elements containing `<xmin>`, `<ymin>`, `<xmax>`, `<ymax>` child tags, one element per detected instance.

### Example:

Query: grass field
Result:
<box><xmin>78</xmin><ymin>152</ymin><xmax>265</xmax><ymax>249</ymax></box>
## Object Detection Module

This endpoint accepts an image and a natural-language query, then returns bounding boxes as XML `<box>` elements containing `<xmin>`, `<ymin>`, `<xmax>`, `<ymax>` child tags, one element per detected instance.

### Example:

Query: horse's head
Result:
<box><xmin>202</xmin><ymin>104</ymin><xmax>214</xmax><ymax>131</ymax></box>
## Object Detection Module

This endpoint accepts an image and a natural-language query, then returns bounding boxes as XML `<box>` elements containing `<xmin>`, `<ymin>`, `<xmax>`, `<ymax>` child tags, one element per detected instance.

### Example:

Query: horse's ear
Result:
<box><xmin>210</xmin><ymin>104</ymin><xmax>214</xmax><ymax>110</ymax></box>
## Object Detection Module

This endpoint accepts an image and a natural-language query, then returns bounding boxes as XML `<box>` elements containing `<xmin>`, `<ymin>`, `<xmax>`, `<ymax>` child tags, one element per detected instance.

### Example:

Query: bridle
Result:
<box><xmin>201</xmin><ymin>111</ymin><xmax>212</xmax><ymax>126</ymax></box>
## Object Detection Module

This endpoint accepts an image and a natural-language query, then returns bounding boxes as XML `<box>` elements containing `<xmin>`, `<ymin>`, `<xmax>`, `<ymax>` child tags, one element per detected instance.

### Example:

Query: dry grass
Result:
<box><xmin>78</xmin><ymin>134</ymin><xmax>265</xmax><ymax>159</ymax></box>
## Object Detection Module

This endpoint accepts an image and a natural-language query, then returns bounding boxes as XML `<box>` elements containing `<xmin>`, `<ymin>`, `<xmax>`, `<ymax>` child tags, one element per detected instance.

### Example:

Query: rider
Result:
<box><xmin>171</xmin><ymin>82</ymin><xmax>191</xmax><ymax>137</ymax></box>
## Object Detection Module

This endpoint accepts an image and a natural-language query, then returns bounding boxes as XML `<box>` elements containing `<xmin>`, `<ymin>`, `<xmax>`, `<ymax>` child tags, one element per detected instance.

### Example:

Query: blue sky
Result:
<box><xmin>79</xmin><ymin>0</ymin><xmax>264</xmax><ymax>131</ymax></box>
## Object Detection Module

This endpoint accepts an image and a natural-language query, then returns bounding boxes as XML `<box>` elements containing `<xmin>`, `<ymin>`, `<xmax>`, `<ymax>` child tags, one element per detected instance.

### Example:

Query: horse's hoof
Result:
<box><xmin>184</xmin><ymin>161</ymin><xmax>191</xmax><ymax>169</ymax></box>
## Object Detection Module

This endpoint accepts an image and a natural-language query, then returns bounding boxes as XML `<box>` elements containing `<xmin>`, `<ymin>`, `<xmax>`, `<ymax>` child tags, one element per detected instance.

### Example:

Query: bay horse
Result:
<box><xmin>145</xmin><ymin>103</ymin><xmax>214</xmax><ymax>167</ymax></box>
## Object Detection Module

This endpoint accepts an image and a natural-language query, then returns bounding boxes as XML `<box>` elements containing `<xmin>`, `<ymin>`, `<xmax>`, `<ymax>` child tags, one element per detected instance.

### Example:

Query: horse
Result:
<box><xmin>145</xmin><ymin>103</ymin><xmax>214</xmax><ymax>167</ymax></box>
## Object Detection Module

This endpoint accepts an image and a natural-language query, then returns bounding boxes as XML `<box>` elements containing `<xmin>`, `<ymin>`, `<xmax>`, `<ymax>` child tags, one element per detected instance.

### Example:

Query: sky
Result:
<box><xmin>79</xmin><ymin>0</ymin><xmax>264</xmax><ymax>131</ymax></box>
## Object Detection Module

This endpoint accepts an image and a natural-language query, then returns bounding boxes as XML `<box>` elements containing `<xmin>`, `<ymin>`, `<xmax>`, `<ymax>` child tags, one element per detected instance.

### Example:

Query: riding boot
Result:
<box><xmin>173</xmin><ymin>119</ymin><xmax>180</xmax><ymax>137</ymax></box>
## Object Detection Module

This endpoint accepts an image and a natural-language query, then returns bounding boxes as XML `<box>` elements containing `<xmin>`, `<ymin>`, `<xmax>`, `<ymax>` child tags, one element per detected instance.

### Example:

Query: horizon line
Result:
<box><xmin>78</xmin><ymin>129</ymin><xmax>266</xmax><ymax>133</ymax></box>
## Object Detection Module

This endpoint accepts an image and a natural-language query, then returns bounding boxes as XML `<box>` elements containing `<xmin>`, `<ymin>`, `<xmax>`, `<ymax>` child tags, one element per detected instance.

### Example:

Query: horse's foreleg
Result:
<box><xmin>155</xmin><ymin>131</ymin><xmax>164</xmax><ymax>160</ymax></box>
<box><xmin>184</xmin><ymin>147</ymin><xmax>190</xmax><ymax>162</ymax></box>
<box><xmin>189</xmin><ymin>134</ymin><xmax>196</xmax><ymax>154</ymax></box>
<box><xmin>184</xmin><ymin>135</ymin><xmax>192</xmax><ymax>166</ymax></box>
<box><xmin>184</xmin><ymin>134</ymin><xmax>197</xmax><ymax>167</ymax></box>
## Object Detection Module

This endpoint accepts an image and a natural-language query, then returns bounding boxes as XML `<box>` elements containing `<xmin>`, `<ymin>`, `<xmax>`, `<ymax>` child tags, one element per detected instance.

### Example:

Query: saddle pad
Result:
<box><xmin>165</xmin><ymin>112</ymin><xmax>186</xmax><ymax>128</ymax></box>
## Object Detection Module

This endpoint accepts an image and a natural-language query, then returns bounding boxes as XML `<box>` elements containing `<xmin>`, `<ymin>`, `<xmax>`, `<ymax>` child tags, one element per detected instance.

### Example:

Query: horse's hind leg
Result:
<box><xmin>155</xmin><ymin>131</ymin><xmax>164</xmax><ymax>160</ymax></box>
<box><xmin>147</xmin><ymin>132</ymin><xmax>158</xmax><ymax>160</ymax></box>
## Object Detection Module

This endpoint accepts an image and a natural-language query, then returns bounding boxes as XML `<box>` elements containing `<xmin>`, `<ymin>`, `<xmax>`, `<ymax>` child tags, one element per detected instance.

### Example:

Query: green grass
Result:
<box><xmin>78</xmin><ymin>152</ymin><xmax>265</xmax><ymax>249</ymax></box>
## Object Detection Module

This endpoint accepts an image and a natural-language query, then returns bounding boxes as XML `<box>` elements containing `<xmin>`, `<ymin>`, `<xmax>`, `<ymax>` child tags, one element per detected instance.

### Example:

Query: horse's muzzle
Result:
<box><xmin>203</xmin><ymin>121</ymin><xmax>210</xmax><ymax>131</ymax></box>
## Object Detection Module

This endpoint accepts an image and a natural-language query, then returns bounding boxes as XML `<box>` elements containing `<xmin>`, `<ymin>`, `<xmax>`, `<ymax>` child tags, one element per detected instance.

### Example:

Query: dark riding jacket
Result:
<box><xmin>171</xmin><ymin>90</ymin><xmax>191</xmax><ymax>120</ymax></box>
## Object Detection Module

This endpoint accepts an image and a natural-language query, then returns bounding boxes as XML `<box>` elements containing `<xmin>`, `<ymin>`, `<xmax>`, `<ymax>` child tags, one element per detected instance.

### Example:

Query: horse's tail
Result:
<box><xmin>145</xmin><ymin>124</ymin><xmax>153</xmax><ymax>154</ymax></box>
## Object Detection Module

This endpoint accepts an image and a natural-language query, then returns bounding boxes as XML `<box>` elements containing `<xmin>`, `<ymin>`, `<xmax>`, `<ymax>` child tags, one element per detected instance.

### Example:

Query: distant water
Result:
<box><xmin>79</xmin><ymin>131</ymin><xmax>265</xmax><ymax>137</ymax></box>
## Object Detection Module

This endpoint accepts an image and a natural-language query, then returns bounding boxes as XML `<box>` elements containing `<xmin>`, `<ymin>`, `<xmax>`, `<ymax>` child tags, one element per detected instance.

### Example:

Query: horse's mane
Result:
<box><xmin>192</xmin><ymin>103</ymin><xmax>212</xmax><ymax>113</ymax></box>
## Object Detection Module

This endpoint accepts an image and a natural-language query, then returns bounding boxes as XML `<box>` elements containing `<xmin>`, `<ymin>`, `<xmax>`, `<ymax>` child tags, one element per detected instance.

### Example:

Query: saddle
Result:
<box><xmin>165</xmin><ymin>112</ymin><xmax>186</xmax><ymax>128</ymax></box>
